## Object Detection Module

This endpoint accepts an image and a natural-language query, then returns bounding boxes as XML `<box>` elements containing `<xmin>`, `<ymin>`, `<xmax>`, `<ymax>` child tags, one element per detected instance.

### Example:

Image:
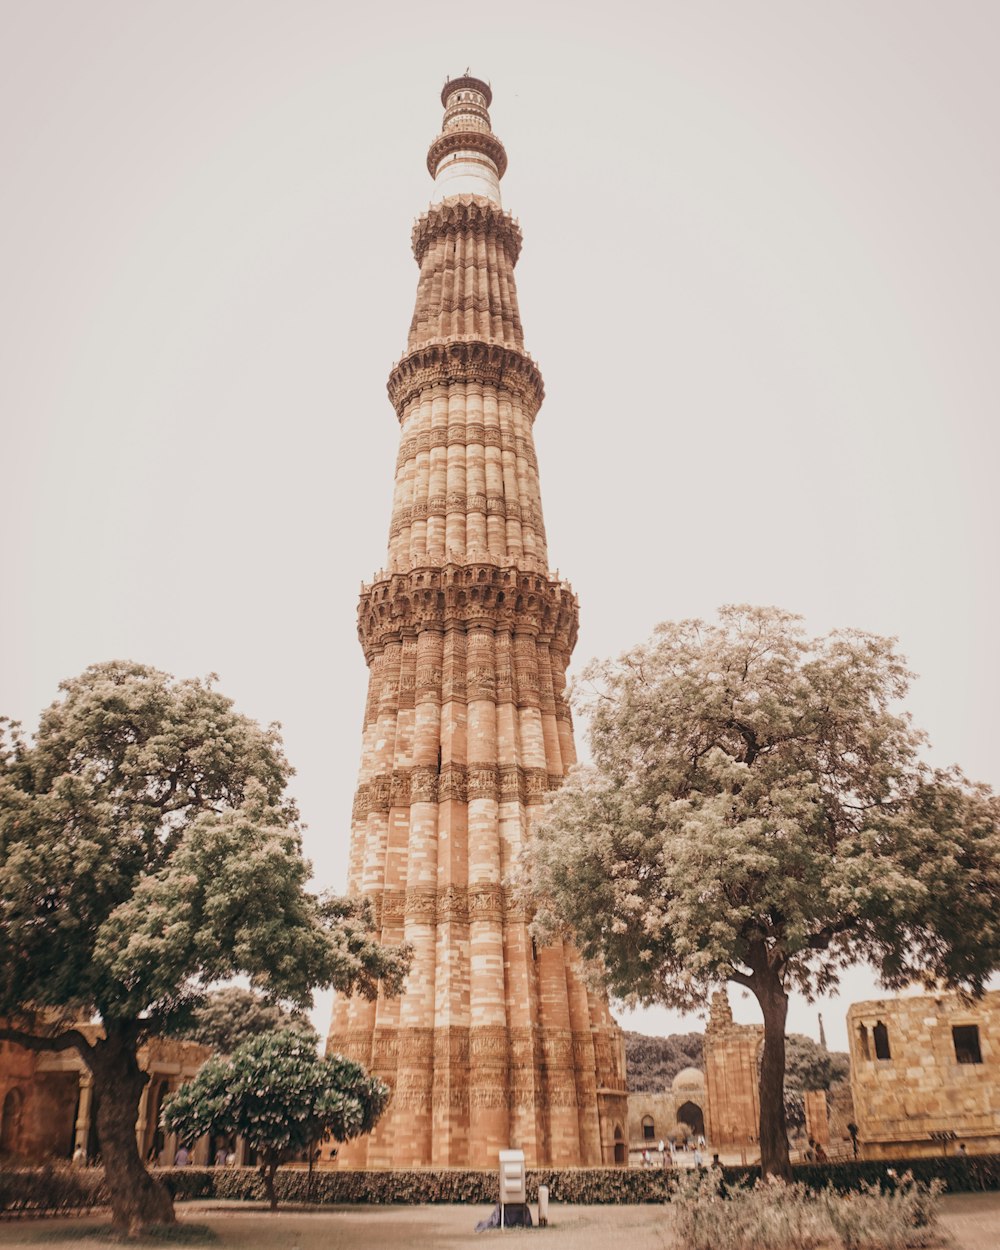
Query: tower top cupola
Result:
<box><xmin>428</xmin><ymin>73</ymin><xmax>507</xmax><ymax>205</ymax></box>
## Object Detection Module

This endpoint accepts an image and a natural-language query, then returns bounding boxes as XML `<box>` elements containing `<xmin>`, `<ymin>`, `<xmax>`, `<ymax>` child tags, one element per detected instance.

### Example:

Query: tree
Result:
<box><xmin>0</xmin><ymin>662</ymin><xmax>409</xmax><ymax>1234</ymax></box>
<box><xmin>163</xmin><ymin>1028</ymin><xmax>386</xmax><ymax>1210</ymax></box>
<box><xmin>623</xmin><ymin>1030</ymin><xmax>704</xmax><ymax>1092</ymax></box>
<box><xmin>527</xmin><ymin>606</ymin><xmax>1000</xmax><ymax>1178</ymax></box>
<box><xmin>783</xmin><ymin>1034</ymin><xmax>849</xmax><ymax>1096</ymax></box>
<box><xmin>183</xmin><ymin>987</ymin><xmax>315</xmax><ymax>1055</ymax></box>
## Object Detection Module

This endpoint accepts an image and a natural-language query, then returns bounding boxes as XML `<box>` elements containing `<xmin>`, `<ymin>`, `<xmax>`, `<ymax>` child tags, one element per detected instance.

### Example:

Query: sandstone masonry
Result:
<box><xmin>326</xmin><ymin>76</ymin><xmax>628</xmax><ymax>1168</ymax></box>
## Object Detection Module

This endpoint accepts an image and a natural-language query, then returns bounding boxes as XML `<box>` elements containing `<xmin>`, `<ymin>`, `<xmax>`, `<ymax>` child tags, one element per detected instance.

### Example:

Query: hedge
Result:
<box><xmin>2</xmin><ymin>1154</ymin><xmax>998</xmax><ymax>1216</ymax></box>
<box><xmin>189</xmin><ymin>1155</ymin><xmax>1000</xmax><ymax>1204</ymax></box>
<box><xmin>209</xmin><ymin>1165</ymin><xmax>673</xmax><ymax>1205</ymax></box>
<box><xmin>0</xmin><ymin>1166</ymin><xmax>108</xmax><ymax>1216</ymax></box>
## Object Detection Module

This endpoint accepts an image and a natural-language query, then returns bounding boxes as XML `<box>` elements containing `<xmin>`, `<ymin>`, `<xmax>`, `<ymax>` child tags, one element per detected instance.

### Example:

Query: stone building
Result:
<box><xmin>0</xmin><ymin>1031</ymin><xmax>211</xmax><ymax>1164</ymax></box>
<box><xmin>848</xmin><ymin>990</ymin><xmax>1000</xmax><ymax>1158</ymax></box>
<box><xmin>326</xmin><ymin>75</ymin><xmax>628</xmax><ymax>1168</ymax></box>
<box><xmin>628</xmin><ymin>1067</ymin><xmax>707</xmax><ymax>1149</ymax></box>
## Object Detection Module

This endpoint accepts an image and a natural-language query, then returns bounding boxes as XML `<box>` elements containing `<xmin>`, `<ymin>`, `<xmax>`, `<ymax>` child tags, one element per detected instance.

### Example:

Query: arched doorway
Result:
<box><xmin>677</xmin><ymin>1099</ymin><xmax>705</xmax><ymax>1138</ymax></box>
<box><xmin>641</xmin><ymin>1114</ymin><xmax>655</xmax><ymax>1141</ymax></box>
<box><xmin>613</xmin><ymin>1125</ymin><xmax>626</xmax><ymax>1165</ymax></box>
<box><xmin>1</xmin><ymin>1088</ymin><xmax>24</xmax><ymax>1155</ymax></box>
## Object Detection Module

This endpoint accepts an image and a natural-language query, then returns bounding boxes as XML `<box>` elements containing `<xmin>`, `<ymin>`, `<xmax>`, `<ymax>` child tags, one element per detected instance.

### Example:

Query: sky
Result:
<box><xmin>2</xmin><ymin>1</ymin><xmax>998</xmax><ymax>1054</ymax></box>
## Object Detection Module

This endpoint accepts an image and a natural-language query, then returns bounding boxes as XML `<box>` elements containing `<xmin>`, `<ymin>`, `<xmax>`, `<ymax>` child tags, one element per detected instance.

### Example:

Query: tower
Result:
<box><xmin>327</xmin><ymin>75</ymin><xmax>627</xmax><ymax>1168</ymax></box>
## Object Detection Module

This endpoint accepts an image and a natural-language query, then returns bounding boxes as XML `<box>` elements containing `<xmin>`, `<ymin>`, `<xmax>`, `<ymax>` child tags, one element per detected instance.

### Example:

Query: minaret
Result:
<box><xmin>327</xmin><ymin>75</ymin><xmax>628</xmax><ymax>1168</ymax></box>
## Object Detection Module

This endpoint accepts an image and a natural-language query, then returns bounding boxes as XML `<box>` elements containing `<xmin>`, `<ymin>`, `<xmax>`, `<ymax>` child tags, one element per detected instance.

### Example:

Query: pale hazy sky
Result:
<box><xmin>2</xmin><ymin>1</ymin><xmax>998</xmax><ymax>1052</ymax></box>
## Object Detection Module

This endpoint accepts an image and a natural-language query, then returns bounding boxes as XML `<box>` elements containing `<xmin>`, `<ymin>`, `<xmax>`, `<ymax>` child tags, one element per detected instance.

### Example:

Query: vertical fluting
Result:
<box><xmin>328</xmin><ymin>75</ymin><xmax>627</xmax><ymax>1168</ymax></box>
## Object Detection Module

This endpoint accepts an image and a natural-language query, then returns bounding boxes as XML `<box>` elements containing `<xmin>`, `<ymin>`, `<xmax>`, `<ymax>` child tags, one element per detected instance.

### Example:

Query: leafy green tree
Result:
<box><xmin>0</xmin><ymin>662</ymin><xmax>408</xmax><ymax>1234</ymax></box>
<box><xmin>783</xmin><ymin>1034</ymin><xmax>849</xmax><ymax>1095</ymax></box>
<box><xmin>183</xmin><ymin>987</ymin><xmax>315</xmax><ymax>1055</ymax></box>
<box><xmin>527</xmin><ymin>606</ymin><xmax>1000</xmax><ymax>1178</ymax></box>
<box><xmin>163</xmin><ymin>1028</ymin><xmax>386</xmax><ymax>1210</ymax></box>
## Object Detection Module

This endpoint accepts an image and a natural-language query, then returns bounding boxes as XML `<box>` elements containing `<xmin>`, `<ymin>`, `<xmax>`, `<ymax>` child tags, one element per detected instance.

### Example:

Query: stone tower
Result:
<box><xmin>327</xmin><ymin>75</ymin><xmax>628</xmax><ymax>1168</ymax></box>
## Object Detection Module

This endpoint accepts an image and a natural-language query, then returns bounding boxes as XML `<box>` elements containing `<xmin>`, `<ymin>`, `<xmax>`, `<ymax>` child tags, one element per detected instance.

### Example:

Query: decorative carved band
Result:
<box><xmin>412</xmin><ymin>197</ymin><xmax>522</xmax><ymax>264</ymax></box>
<box><xmin>395</xmin><ymin>426</ymin><xmax>538</xmax><ymax>474</ymax></box>
<box><xmin>426</xmin><ymin>129</ymin><xmax>508</xmax><ymax>180</ymax></box>
<box><xmin>357</xmin><ymin>563</ymin><xmax>577</xmax><ymax>659</ymax></box>
<box><xmin>352</xmin><ymin>762</ymin><xmax>563</xmax><ymax>820</ymax></box>
<box><xmin>389</xmin><ymin>493</ymin><xmax>543</xmax><ymax>537</ymax></box>
<box><xmin>387</xmin><ymin>340</ymin><xmax>544</xmax><ymax>421</ymax></box>
<box><xmin>371</xmin><ymin>881</ymin><xmax>529</xmax><ymax>927</ymax></box>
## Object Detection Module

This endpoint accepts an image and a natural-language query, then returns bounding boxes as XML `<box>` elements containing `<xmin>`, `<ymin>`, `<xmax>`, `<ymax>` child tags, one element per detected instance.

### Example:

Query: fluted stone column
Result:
<box><xmin>328</xmin><ymin>75</ymin><xmax>627</xmax><ymax>1168</ymax></box>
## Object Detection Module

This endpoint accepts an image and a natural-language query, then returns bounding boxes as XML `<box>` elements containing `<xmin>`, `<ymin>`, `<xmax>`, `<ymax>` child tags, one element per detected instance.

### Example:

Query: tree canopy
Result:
<box><xmin>0</xmin><ymin>661</ymin><xmax>408</xmax><ymax>1232</ymax></box>
<box><xmin>182</xmin><ymin>987</ymin><xmax>315</xmax><ymax>1055</ymax></box>
<box><xmin>527</xmin><ymin>606</ymin><xmax>1000</xmax><ymax>1175</ymax></box>
<box><xmin>163</xmin><ymin>1028</ymin><xmax>387</xmax><ymax>1209</ymax></box>
<box><xmin>783</xmin><ymin>1034</ymin><xmax>849</xmax><ymax>1095</ymax></box>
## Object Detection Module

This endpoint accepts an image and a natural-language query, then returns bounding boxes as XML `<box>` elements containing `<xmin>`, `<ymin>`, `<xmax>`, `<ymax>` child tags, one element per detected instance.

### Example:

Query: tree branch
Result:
<box><xmin>0</xmin><ymin>1024</ymin><xmax>93</xmax><ymax>1059</ymax></box>
<box><xmin>728</xmin><ymin>970</ymin><xmax>754</xmax><ymax>990</ymax></box>
<box><xmin>805</xmin><ymin>917</ymin><xmax>859</xmax><ymax>949</ymax></box>
<box><xmin>725</xmin><ymin>718</ymin><xmax>761</xmax><ymax>766</ymax></box>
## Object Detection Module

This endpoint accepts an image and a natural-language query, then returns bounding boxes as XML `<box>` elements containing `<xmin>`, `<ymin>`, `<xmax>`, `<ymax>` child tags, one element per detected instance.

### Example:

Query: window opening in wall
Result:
<box><xmin>642</xmin><ymin>1115</ymin><xmax>655</xmax><ymax>1141</ymax></box>
<box><xmin>436</xmin><ymin>746</ymin><xmax>442</xmax><ymax>775</ymax></box>
<box><xmin>858</xmin><ymin>1024</ymin><xmax>871</xmax><ymax>1060</ymax></box>
<box><xmin>530</xmin><ymin>936</ymin><xmax>538</xmax><ymax>962</ymax></box>
<box><xmin>953</xmin><ymin>1024</ymin><xmax>983</xmax><ymax>1064</ymax></box>
<box><xmin>873</xmin><ymin>1021</ymin><xmax>891</xmax><ymax>1060</ymax></box>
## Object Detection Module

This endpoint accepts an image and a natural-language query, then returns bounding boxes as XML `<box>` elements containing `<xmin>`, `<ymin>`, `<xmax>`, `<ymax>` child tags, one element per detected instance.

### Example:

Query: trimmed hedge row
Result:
<box><xmin>727</xmin><ymin>1154</ymin><xmax>1000</xmax><ymax>1196</ymax></box>
<box><xmin>209</xmin><ymin>1165</ymin><xmax>673</xmax><ymax>1205</ymax></box>
<box><xmin>3</xmin><ymin>1154</ymin><xmax>997</xmax><ymax>1215</ymax></box>
<box><xmin>0</xmin><ymin>1166</ymin><xmax>108</xmax><ymax>1216</ymax></box>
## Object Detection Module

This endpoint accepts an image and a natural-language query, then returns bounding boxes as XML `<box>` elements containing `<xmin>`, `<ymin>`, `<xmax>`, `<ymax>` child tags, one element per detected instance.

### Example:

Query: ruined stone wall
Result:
<box><xmin>703</xmin><ymin>993</ymin><xmax>762</xmax><ymax>1149</ymax></box>
<box><xmin>848</xmin><ymin>991</ymin><xmax>1000</xmax><ymax>1158</ymax></box>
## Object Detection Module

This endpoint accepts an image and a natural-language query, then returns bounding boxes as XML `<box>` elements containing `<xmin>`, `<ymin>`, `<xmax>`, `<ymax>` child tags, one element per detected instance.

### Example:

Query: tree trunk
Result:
<box><xmin>261</xmin><ymin>1160</ymin><xmax>279</xmax><ymax>1211</ymax></box>
<box><xmin>89</xmin><ymin>1027</ymin><xmax>176</xmax><ymax>1235</ymax></box>
<box><xmin>753</xmin><ymin>971</ymin><xmax>793</xmax><ymax>1181</ymax></box>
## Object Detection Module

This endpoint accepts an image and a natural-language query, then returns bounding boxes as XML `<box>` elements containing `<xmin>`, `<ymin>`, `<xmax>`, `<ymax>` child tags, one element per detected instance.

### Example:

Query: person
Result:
<box><xmin>174</xmin><ymin>1144</ymin><xmax>190</xmax><ymax>1167</ymax></box>
<box><xmin>214</xmin><ymin>1147</ymin><xmax>227</xmax><ymax>1167</ymax></box>
<box><xmin>693</xmin><ymin>1146</ymin><xmax>704</xmax><ymax>1168</ymax></box>
<box><xmin>642</xmin><ymin>1147</ymin><xmax>650</xmax><ymax>1167</ymax></box>
<box><xmin>711</xmin><ymin>1153</ymin><xmax>722</xmax><ymax>1169</ymax></box>
<box><xmin>658</xmin><ymin>1137</ymin><xmax>665</xmax><ymax>1156</ymax></box>
<box><xmin>226</xmin><ymin>1149</ymin><xmax>237</xmax><ymax>1166</ymax></box>
<box><xmin>958</xmin><ymin>1142</ymin><xmax>968</xmax><ymax>1157</ymax></box>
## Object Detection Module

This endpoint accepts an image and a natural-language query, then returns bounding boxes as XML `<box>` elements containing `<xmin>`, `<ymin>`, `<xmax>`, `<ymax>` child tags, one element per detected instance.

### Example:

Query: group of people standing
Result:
<box><xmin>641</xmin><ymin>1134</ymin><xmax>708</xmax><ymax>1168</ymax></box>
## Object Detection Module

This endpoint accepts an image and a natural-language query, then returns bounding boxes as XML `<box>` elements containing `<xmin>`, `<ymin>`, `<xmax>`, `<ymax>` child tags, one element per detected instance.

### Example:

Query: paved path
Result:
<box><xmin>0</xmin><ymin>1193</ymin><xmax>997</xmax><ymax>1249</ymax></box>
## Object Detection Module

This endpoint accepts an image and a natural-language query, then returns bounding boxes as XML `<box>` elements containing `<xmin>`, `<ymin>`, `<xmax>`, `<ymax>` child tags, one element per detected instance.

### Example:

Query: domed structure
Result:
<box><xmin>672</xmin><ymin>1067</ymin><xmax>706</xmax><ymax>1092</ymax></box>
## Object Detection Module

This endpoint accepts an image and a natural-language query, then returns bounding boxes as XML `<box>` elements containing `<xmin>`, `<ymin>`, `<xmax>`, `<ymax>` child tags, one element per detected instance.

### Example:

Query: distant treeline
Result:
<box><xmin>624</xmin><ymin>1030</ymin><xmax>704</xmax><ymax>1092</ymax></box>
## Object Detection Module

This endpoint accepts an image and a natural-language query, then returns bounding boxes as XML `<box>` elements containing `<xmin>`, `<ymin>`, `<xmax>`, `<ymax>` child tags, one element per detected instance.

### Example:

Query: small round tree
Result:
<box><xmin>163</xmin><ymin>1029</ymin><xmax>388</xmax><ymax>1209</ymax></box>
<box><xmin>527</xmin><ymin>606</ymin><xmax>1000</xmax><ymax>1178</ymax></box>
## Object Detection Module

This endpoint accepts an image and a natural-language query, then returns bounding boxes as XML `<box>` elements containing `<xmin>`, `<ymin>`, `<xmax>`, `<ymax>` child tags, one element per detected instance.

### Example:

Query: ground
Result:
<box><xmin>0</xmin><ymin>1195</ymin><xmax>997</xmax><ymax>1250</ymax></box>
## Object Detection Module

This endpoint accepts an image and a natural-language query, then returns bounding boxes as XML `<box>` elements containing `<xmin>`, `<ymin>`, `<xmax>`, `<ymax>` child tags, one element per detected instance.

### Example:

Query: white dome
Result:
<box><xmin>672</xmin><ymin>1066</ymin><xmax>705</xmax><ymax>1091</ymax></box>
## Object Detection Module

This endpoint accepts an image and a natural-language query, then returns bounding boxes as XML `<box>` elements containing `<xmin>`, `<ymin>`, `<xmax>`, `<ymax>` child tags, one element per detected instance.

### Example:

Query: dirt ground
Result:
<box><xmin>0</xmin><ymin>1193</ymin><xmax>997</xmax><ymax>1250</ymax></box>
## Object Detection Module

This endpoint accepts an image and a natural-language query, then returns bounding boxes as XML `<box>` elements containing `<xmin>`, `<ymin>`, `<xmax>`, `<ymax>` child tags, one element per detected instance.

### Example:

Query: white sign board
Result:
<box><xmin>498</xmin><ymin>1148</ymin><xmax>526</xmax><ymax>1206</ymax></box>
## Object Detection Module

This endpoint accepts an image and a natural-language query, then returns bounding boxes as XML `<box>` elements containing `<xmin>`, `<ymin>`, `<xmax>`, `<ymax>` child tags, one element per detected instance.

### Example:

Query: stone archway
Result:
<box><xmin>1</xmin><ymin>1088</ymin><xmax>24</xmax><ymax>1155</ymax></box>
<box><xmin>677</xmin><ymin>1099</ymin><xmax>705</xmax><ymax>1138</ymax></box>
